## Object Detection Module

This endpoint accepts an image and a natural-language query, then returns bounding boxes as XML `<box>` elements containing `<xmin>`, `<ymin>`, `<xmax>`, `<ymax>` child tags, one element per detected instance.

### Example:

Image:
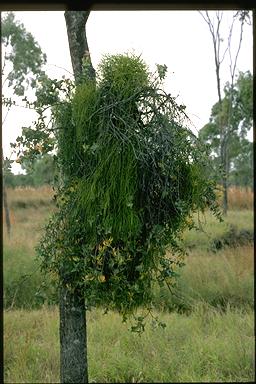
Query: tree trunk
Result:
<box><xmin>212</xmin><ymin>28</ymin><xmax>228</xmax><ymax>215</ymax></box>
<box><xmin>59</xmin><ymin>286</ymin><xmax>87</xmax><ymax>383</ymax></box>
<box><xmin>64</xmin><ymin>11</ymin><xmax>95</xmax><ymax>83</ymax></box>
<box><xmin>3</xmin><ymin>181</ymin><xmax>11</xmax><ymax>237</ymax></box>
<box><xmin>200</xmin><ymin>11</ymin><xmax>230</xmax><ymax>216</ymax></box>
<box><xmin>215</xmin><ymin>46</ymin><xmax>228</xmax><ymax>215</ymax></box>
<box><xmin>2</xmin><ymin>155</ymin><xmax>11</xmax><ymax>237</ymax></box>
<box><xmin>221</xmin><ymin>135</ymin><xmax>228</xmax><ymax>215</ymax></box>
<box><xmin>222</xmin><ymin>167</ymin><xmax>228</xmax><ymax>214</ymax></box>
<box><xmin>59</xmin><ymin>11</ymin><xmax>95</xmax><ymax>384</ymax></box>
<box><xmin>217</xmin><ymin>87</ymin><xmax>228</xmax><ymax>214</ymax></box>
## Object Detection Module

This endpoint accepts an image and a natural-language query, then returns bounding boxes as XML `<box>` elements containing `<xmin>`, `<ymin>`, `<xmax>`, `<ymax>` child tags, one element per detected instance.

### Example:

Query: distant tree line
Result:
<box><xmin>4</xmin><ymin>154</ymin><xmax>55</xmax><ymax>188</ymax></box>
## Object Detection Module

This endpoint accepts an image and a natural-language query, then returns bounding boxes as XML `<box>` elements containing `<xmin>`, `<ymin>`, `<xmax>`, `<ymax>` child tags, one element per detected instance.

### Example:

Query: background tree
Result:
<box><xmin>30</xmin><ymin>154</ymin><xmax>56</xmax><ymax>186</ymax></box>
<box><xmin>199</xmin><ymin>70</ymin><xmax>253</xmax><ymax>190</ymax></box>
<box><xmin>4</xmin><ymin>154</ymin><xmax>56</xmax><ymax>188</ymax></box>
<box><xmin>199</xmin><ymin>10</ymin><xmax>251</xmax><ymax>214</ymax></box>
<box><xmin>1</xmin><ymin>11</ymin><xmax>48</xmax><ymax>236</ymax></box>
<box><xmin>229</xmin><ymin>139</ymin><xmax>253</xmax><ymax>189</ymax></box>
<box><xmin>1</xmin><ymin>11</ymin><xmax>46</xmax><ymax>96</ymax></box>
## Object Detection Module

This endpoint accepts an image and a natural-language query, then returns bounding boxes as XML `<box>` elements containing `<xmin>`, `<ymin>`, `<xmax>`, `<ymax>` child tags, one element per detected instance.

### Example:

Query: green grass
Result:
<box><xmin>154</xmin><ymin>245</ymin><xmax>254</xmax><ymax>313</ymax></box>
<box><xmin>3</xmin><ymin>189</ymin><xmax>254</xmax><ymax>314</ymax></box>
<box><xmin>4</xmin><ymin>306</ymin><xmax>254</xmax><ymax>383</ymax></box>
<box><xmin>3</xmin><ymin>187</ymin><xmax>254</xmax><ymax>382</ymax></box>
<box><xmin>182</xmin><ymin>209</ymin><xmax>253</xmax><ymax>251</ymax></box>
<box><xmin>4</xmin><ymin>207</ymin><xmax>254</xmax><ymax>312</ymax></box>
<box><xmin>4</xmin><ymin>204</ymin><xmax>56</xmax><ymax>309</ymax></box>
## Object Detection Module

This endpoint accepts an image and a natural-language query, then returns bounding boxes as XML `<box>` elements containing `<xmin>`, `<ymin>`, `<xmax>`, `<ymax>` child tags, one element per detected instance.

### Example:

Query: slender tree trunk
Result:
<box><xmin>211</xmin><ymin>14</ymin><xmax>228</xmax><ymax>215</ymax></box>
<box><xmin>3</xmin><ymin>180</ymin><xmax>11</xmax><ymax>237</ymax></box>
<box><xmin>59</xmin><ymin>11</ymin><xmax>95</xmax><ymax>384</ymax></box>
<box><xmin>2</xmin><ymin>155</ymin><xmax>11</xmax><ymax>237</ymax></box>
<box><xmin>200</xmin><ymin>11</ymin><xmax>247</xmax><ymax>215</ymax></box>
<box><xmin>199</xmin><ymin>11</ymin><xmax>228</xmax><ymax>215</ymax></box>
<box><xmin>216</xmin><ymin>61</ymin><xmax>228</xmax><ymax>215</ymax></box>
<box><xmin>222</xmin><ymin>145</ymin><xmax>228</xmax><ymax>214</ymax></box>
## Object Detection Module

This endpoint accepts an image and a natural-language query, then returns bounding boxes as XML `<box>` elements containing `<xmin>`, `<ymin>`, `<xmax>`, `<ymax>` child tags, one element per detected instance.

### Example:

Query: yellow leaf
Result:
<box><xmin>98</xmin><ymin>275</ymin><xmax>106</xmax><ymax>283</ymax></box>
<box><xmin>83</xmin><ymin>275</ymin><xmax>94</xmax><ymax>281</ymax></box>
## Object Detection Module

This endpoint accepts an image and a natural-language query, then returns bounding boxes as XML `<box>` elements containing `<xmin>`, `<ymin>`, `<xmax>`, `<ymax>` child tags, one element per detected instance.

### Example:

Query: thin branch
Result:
<box><xmin>227</xmin><ymin>16</ymin><xmax>236</xmax><ymax>79</ymax></box>
<box><xmin>216</xmin><ymin>11</ymin><xmax>223</xmax><ymax>63</ymax></box>
<box><xmin>2</xmin><ymin>105</ymin><xmax>11</xmax><ymax>125</ymax></box>
<box><xmin>46</xmin><ymin>63</ymin><xmax>75</xmax><ymax>77</ymax></box>
<box><xmin>229</xmin><ymin>16</ymin><xmax>244</xmax><ymax>82</ymax></box>
<box><xmin>199</xmin><ymin>10</ymin><xmax>211</xmax><ymax>26</ymax></box>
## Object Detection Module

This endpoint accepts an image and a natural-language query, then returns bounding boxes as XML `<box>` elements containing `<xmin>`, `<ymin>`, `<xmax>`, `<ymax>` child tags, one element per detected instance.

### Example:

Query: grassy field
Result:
<box><xmin>4</xmin><ymin>306</ymin><xmax>254</xmax><ymax>383</ymax></box>
<box><xmin>3</xmin><ymin>186</ymin><xmax>254</xmax><ymax>383</ymax></box>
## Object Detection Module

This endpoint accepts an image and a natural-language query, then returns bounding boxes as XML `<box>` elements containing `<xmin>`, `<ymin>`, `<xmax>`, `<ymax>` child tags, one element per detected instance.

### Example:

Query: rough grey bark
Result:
<box><xmin>59</xmin><ymin>287</ymin><xmax>87</xmax><ymax>383</ymax></box>
<box><xmin>59</xmin><ymin>11</ymin><xmax>95</xmax><ymax>384</ymax></box>
<box><xmin>64</xmin><ymin>11</ymin><xmax>95</xmax><ymax>83</ymax></box>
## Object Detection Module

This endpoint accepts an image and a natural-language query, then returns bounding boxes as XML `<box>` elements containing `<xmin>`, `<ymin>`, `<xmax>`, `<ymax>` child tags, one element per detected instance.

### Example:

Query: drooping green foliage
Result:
<box><xmin>37</xmin><ymin>54</ymin><xmax>221</xmax><ymax>323</ymax></box>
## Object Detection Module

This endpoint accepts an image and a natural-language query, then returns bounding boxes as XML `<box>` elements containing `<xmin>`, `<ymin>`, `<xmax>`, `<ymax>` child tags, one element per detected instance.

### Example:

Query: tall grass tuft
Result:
<box><xmin>227</xmin><ymin>186</ymin><xmax>253</xmax><ymax>210</ymax></box>
<box><xmin>153</xmin><ymin>245</ymin><xmax>254</xmax><ymax>313</ymax></box>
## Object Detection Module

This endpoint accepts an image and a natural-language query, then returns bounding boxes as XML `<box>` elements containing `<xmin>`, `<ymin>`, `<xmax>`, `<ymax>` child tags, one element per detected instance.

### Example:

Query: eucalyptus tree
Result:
<box><xmin>199</xmin><ymin>70</ymin><xmax>253</xmax><ymax>189</ymax></box>
<box><xmin>1</xmin><ymin>11</ymin><xmax>47</xmax><ymax>236</ymax></box>
<box><xmin>199</xmin><ymin>10</ymin><xmax>251</xmax><ymax>213</ymax></box>
<box><xmin>1</xmin><ymin>11</ymin><xmax>46</xmax><ymax>96</ymax></box>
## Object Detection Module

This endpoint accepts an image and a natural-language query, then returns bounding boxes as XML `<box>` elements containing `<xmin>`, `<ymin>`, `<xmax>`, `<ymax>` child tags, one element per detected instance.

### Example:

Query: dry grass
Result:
<box><xmin>3</xmin><ymin>186</ymin><xmax>254</xmax><ymax>311</ymax></box>
<box><xmin>155</xmin><ymin>244</ymin><xmax>254</xmax><ymax>313</ymax></box>
<box><xmin>226</xmin><ymin>187</ymin><xmax>253</xmax><ymax>210</ymax></box>
<box><xmin>6</xmin><ymin>185</ymin><xmax>54</xmax><ymax>200</ymax></box>
<box><xmin>3</xmin><ymin>186</ymin><xmax>55</xmax><ymax>240</ymax></box>
<box><xmin>216</xmin><ymin>186</ymin><xmax>253</xmax><ymax>210</ymax></box>
<box><xmin>5</xmin><ymin>185</ymin><xmax>55</xmax><ymax>211</ymax></box>
<box><xmin>4</xmin><ymin>184</ymin><xmax>253</xmax><ymax>216</ymax></box>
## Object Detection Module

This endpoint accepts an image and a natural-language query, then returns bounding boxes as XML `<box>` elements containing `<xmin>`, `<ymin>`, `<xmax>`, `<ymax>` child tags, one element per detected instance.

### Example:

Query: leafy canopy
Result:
<box><xmin>1</xmin><ymin>11</ymin><xmax>47</xmax><ymax>96</ymax></box>
<box><xmin>37</xmin><ymin>53</ymin><xmax>221</xmax><ymax>327</ymax></box>
<box><xmin>199</xmin><ymin>70</ymin><xmax>253</xmax><ymax>187</ymax></box>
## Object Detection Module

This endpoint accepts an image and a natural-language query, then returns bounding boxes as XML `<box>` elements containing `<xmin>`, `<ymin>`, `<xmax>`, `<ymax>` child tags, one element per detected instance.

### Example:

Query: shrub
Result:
<box><xmin>37</xmin><ymin>54</ymin><xmax>221</xmax><ymax>324</ymax></box>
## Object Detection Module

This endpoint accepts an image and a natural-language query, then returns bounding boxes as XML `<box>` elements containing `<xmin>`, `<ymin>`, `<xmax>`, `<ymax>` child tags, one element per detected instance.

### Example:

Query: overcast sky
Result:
<box><xmin>1</xmin><ymin>10</ymin><xmax>253</xmax><ymax>173</ymax></box>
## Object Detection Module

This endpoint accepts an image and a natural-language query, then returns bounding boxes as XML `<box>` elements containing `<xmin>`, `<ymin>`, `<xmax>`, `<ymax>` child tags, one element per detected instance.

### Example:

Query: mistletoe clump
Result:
<box><xmin>38</xmin><ymin>53</ymin><xmax>221</xmax><ymax>321</ymax></box>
